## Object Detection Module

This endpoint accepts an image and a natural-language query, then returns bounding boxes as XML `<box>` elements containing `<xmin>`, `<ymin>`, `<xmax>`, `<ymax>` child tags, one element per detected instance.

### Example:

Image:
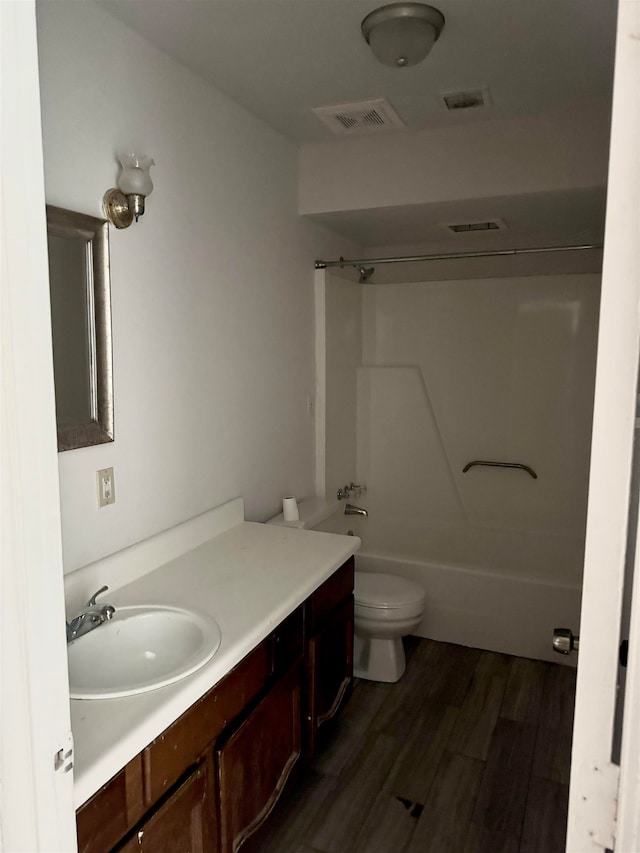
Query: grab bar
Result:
<box><xmin>462</xmin><ymin>460</ymin><xmax>538</xmax><ymax>479</ymax></box>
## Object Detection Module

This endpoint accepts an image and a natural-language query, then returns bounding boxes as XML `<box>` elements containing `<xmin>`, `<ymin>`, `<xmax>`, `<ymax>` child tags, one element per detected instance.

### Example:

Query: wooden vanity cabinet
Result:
<box><xmin>76</xmin><ymin>639</ymin><xmax>270</xmax><ymax>853</ymax></box>
<box><xmin>75</xmin><ymin>558</ymin><xmax>354</xmax><ymax>853</ymax></box>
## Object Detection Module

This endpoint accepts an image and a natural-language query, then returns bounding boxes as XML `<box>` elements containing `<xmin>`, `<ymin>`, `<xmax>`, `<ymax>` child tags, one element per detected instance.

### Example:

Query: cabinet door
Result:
<box><xmin>118</xmin><ymin>762</ymin><xmax>213</xmax><ymax>853</ymax></box>
<box><xmin>306</xmin><ymin>594</ymin><xmax>354</xmax><ymax>756</ymax></box>
<box><xmin>76</xmin><ymin>758</ymin><xmax>145</xmax><ymax>853</ymax></box>
<box><xmin>216</xmin><ymin>665</ymin><xmax>301</xmax><ymax>853</ymax></box>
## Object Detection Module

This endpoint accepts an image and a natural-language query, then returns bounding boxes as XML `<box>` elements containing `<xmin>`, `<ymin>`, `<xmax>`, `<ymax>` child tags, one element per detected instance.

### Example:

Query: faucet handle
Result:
<box><xmin>86</xmin><ymin>585</ymin><xmax>109</xmax><ymax>607</ymax></box>
<box><xmin>349</xmin><ymin>482</ymin><xmax>367</xmax><ymax>494</ymax></box>
<box><xmin>337</xmin><ymin>486</ymin><xmax>350</xmax><ymax>500</ymax></box>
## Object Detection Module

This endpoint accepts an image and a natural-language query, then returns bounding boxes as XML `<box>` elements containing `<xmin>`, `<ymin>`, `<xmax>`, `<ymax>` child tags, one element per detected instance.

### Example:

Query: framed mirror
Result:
<box><xmin>46</xmin><ymin>205</ymin><xmax>114</xmax><ymax>451</ymax></box>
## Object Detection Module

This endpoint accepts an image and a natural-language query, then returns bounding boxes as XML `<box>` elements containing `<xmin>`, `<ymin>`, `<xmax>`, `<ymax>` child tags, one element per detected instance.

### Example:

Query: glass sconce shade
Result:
<box><xmin>103</xmin><ymin>152</ymin><xmax>155</xmax><ymax>228</ymax></box>
<box><xmin>361</xmin><ymin>3</ymin><xmax>444</xmax><ymax>68</ymax></box>
<box><xmin>117</xmin><ymin>153</ymin><xmax>154</xmax><ymax>197</ymax></box>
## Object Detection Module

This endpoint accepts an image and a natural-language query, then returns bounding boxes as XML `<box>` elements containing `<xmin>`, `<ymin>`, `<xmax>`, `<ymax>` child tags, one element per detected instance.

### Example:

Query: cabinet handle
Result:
<box><xmin>317</xmin><ymin>676</ymin><xmax>351</xmax><ymax>726</ymax></box>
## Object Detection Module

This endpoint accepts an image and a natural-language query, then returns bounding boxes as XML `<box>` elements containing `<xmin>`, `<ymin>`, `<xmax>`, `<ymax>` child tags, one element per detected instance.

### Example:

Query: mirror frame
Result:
<box><xmin>46</xmin><ymin>205</ymin><xmax>114</xmax><ymax>451</ymax></box>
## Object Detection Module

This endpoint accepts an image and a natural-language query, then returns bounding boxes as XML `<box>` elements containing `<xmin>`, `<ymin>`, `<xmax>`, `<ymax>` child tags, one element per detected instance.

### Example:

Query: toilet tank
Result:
<box><xmin>266</xmin><ymin>498</ymin><xmax>340</xmax><ymax>530</ymax></box>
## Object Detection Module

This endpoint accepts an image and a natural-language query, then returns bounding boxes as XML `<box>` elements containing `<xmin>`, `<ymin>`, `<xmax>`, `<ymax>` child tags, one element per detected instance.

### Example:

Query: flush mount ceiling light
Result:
<box><xmin>103</xmin><ymin>152</ymin><xmax>154</xmax><ymax>229</ymax></box>
<box><xmin>361</xmin><ymin>2</ymin><xmax>445</xmax><ymax>68</ymax></box>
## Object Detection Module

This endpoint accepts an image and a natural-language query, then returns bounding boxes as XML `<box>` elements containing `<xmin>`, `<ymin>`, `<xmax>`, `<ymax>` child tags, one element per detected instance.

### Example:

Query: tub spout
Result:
<box><xmin>345</xmin><ymin>503</ymin><xmax>368</xmax><ymax>517</ymax></box>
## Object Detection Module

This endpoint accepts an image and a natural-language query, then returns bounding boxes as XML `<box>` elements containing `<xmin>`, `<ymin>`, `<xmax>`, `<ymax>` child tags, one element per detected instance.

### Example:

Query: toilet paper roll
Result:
<box><xmin>282</xmin><ymin>496</ymin><xmax>299</xmax><ymax>522</ymax></box>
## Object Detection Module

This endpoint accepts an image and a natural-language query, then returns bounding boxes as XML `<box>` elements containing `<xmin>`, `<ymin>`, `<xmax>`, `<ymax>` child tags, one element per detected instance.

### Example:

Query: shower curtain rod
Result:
<box><xmin>314</xmin><ymin>243</ymin><xmax>602</xmax><ymax>271</ymax></box>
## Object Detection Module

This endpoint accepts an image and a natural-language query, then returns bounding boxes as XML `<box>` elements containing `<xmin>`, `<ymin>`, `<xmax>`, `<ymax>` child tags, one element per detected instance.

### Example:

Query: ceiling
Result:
<box><xmin>307</xmin><ymin>187</ymin><xmax>607</xmax><ymax>248</ymax></box>
<box><xmin>99</xmin><ymin>0</ymin><xmax>617</xmax><ymax>144</ymax></box>
<box><xmin>99</xmin><ymin>0</ymin><xmax>618</xmax><ymax>255</ymax></box>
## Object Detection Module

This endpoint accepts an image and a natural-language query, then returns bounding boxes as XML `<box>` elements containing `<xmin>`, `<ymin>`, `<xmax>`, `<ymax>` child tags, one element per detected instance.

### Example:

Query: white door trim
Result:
<box><xmin>566</xmin><ymin>2</ymin><xmax>640</xmax><ymax>851</ymax></box>
<box><xmin>1</xmin><ymin>2</ymin><xmax>77</xmax><ymax>849</ymax></box>
<box><xmin>614</xmin><ymin>6</ymin><xmax>640</xmax><ymax>850</ymax></box>
<box><xmin>617</xmin><ymin>528</ymin><xmax>640</xmax><ymax>851</ymax></box>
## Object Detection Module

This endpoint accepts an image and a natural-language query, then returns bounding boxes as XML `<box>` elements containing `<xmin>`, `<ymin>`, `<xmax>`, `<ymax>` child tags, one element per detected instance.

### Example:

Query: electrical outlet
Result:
<box><xmin>307</xmin><ymin>395</ymin><xmax>315</xmax><ymax>418</ymax></box>
<box><xmin>97</xmin><ymin>467</ymin><xmax>115</xmax><ymax>507</ymax></box>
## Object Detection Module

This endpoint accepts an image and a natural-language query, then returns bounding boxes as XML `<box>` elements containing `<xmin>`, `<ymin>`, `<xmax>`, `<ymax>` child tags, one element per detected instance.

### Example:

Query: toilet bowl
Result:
<box><xmin>353</xmin><ymin>572</ymin><xmax>425</xmax><ymax>683</ymax></box>
<box><xmin>265</xmin><ymin>500</ymin><xmax>425</xmax><ymax>683</ymax></box>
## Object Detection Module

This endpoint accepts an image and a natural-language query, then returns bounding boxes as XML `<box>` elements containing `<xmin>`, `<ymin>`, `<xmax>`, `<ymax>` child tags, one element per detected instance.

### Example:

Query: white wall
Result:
<box><xmin>36</xmin><ymin>1</ymin><xmax>358</xmax><ymax>573</ymax></box>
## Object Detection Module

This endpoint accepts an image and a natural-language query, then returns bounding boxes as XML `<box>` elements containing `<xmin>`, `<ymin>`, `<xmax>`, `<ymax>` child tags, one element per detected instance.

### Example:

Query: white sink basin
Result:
<box><xmin>68</xmin><ymin>605</ymin><xmax>221</xmax><ymax>700</ymax></box>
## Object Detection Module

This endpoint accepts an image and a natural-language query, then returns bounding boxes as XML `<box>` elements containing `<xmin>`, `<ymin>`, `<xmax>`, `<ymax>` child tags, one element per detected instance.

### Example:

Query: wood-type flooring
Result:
<box><xmin>245</xmin><ymin>638</ymin><xmax>576</xmax><ymax>853</ymax></box>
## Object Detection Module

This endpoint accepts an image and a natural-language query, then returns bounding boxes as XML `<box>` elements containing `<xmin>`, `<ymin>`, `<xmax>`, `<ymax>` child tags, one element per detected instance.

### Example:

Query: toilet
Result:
<box><xmin>266</xmin><ymin>500</ymin><xmax>425</xmax><ymax>684</ymax></box>
<box><xmin>353</xmin><ymin>572</ymin><xmax>425</xmax><ymax>683</ymax></box>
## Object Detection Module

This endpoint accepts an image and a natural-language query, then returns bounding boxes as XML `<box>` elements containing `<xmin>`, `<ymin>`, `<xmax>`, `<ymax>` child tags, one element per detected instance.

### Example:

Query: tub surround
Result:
<box><xmin>66</xmin><ymin>498</ymin><xmax>360</xmax><ymax>809</ymax></box>
<box><xmin>316</xmin><ymin>272</ymin><xmax>598</xmax><ymax>664</ymax></box>
<box><xmin>315</xmin><ymin>508</ymin><xmax>580</xmax><ymax>664</ymax></box>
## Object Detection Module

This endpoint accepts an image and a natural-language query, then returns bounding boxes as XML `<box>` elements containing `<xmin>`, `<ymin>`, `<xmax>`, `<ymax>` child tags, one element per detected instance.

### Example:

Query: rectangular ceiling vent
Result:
<box><xmin>442</xmin><ymin>87</ymin><xmax>491</xmax><ymax>111</ymax></box>
<box><xmin>442</xmin><ymin>218</ymin><xmax>507</xmax><ymax>234</ymax></box>
<box><xmin>313</xmin><ymin>98</ymin><xmax>405</xmax><ymax>136</ymax></box>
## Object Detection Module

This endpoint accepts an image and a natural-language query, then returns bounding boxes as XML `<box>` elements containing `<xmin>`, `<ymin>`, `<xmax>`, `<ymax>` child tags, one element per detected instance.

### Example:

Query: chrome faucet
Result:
<box><xmin>344</xmin><ymin>503</ymin><xmax>368</xmax><ymax>517</ymax></box>
<box><xmin>337</xmin><ymin>482</ymin><xmax>367</xmax><ymax>500</ymax></box>
<box><xmin>66</xmin><ymin>586</ymin><xmax>116</xmax><ymax>643</ymax></box>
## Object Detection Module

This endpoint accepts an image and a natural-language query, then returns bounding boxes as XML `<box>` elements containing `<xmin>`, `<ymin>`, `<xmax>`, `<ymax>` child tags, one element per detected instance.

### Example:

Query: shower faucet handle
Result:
<box><xmin>349</xmin><ymin>482</ymin><xmax>367</xmax><ymax>495</ymax></box>
<box><xmin>338</xmin><ymin>483</ymin><xmax>368</xmax><ymax>500</ymax></box>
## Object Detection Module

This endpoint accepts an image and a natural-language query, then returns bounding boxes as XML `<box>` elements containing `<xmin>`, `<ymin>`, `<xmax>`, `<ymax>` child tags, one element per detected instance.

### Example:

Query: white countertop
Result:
<box><xmin>70</xmin><ymin>520</ymin><xmax>359</xmax><ymax>808</ymax></box>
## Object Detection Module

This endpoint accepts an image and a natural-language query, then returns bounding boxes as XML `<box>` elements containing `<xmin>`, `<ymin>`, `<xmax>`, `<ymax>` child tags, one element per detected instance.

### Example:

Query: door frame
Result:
<box><xmin>566</xmin><ymin>2</ymin><xmax>640</xmax><ymax>851</ymax></box>
<box><xmin>1</xmin><ymin>1</ymin><xmax>77</xmax><ymax>850</ymax></box>
<box><xmin>617</xmin><ymin>534</ymin><xmax>640</xmax><ymax>851</ymax></box>
<box><xmin>2</xmin><ymin>1</ymin><xmax>639</xmax><ymax>851</ymax></box>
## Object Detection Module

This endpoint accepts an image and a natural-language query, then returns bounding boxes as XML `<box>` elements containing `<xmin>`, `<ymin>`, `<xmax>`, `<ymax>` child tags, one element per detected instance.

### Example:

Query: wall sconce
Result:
<box><xmin>103</xmin><ymin>153</ymin><xmax>154</xmax><ymax>229</ymax></box>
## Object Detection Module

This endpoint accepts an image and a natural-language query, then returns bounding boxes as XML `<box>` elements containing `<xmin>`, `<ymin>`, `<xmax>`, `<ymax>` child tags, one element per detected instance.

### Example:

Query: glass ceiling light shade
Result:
<box><xmin>361</xmin><ymin>3</ymin><xmax>445</xmax><ymax>68</ymax></box>
<box><xmin>103</xmin><ymin>152</ymin><xmax>155</xmax><ymax>229</ymax></box>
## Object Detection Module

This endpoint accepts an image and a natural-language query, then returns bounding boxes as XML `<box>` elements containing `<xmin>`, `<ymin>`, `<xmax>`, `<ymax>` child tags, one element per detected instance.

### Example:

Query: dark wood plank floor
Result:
<box><xmin>246</xmin><ymin>638</ymin><xmax>576</xmax><ymax>853</ymax></box>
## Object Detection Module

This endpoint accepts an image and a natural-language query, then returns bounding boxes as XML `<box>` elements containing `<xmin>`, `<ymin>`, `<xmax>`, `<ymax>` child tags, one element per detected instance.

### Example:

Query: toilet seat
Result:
<box><xmin>354</xmin><ymin>572</ymin><xmax>425</xmax><ymax>620</ymax></box>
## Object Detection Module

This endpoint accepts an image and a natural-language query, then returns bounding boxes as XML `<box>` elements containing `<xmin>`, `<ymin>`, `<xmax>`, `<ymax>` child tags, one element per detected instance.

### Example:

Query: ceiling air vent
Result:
<box><xmin>442</xmin><ymin>218</ymin><xmax>507</xmax><ymax>234</ymax></box>
<box><xmin>313</xmin><ymin>98</ymin><xmax>405</xmax><ymax>136</ymax></box>
<box><xmin>442</xmin><ymin>87</ymin><xmax>491</xmax><ymax>111</ymax></box>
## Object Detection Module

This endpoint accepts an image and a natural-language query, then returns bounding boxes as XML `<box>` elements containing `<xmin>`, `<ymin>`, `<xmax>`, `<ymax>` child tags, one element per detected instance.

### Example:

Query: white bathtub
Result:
<box><xmin>313</xmin><ymin>509</ymin><xmax>580</xmax><ymax>664</ymax></box>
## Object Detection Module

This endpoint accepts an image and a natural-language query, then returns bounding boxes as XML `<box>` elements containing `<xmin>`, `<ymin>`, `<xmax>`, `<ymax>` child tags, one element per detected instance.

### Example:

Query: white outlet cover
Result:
<box><xmin>97</xmin><ymin>467</ymin><xmax>115</xmax><ymax>507</ymax></box>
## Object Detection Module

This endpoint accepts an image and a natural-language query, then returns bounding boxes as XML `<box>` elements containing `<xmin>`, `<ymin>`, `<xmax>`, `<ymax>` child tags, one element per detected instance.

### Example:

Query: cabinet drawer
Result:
<box><xmin>142</xmin><ymin>640</ymin><xmax>270</xmax><ymax>806</ymax></box>
<box><xmin>117</xmin><ymin>762</ymin><xmax>212</xmax><ymax>853</ymax></box>
<box><xmin>76</xmin><ymin>757</ymin><xmax>145</xmax><ymax>853</ymax></box>
<box><xmin>271</xmin><ymin>604</ymin><xmax>304</xmax><ymax>675</ymax></box>
<box><xmin>307</xmin><ymin>557</ymin><xmax>354</xmax><ymax>634</ymax></box>
<box><xmin>217</xmin><ymin>665</ymin><xmax>301</xmax><ymax>853</ymax></box>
